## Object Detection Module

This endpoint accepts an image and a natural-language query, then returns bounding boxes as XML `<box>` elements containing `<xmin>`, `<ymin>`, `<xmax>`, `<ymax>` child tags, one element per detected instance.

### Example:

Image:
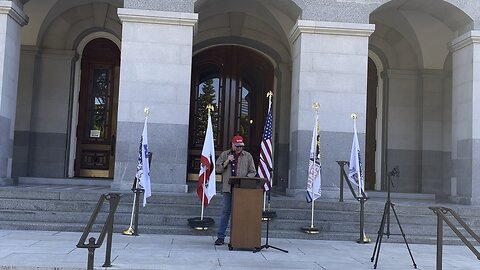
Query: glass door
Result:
<box><xmin>188</xmin><ymin>45</ymin><xmax>273</xmax><ymax>180</ymax></box>
<box><xmin>74</xmin><ymin>38</ymin><xmax>120</xmax><ymax>178</ymax></box>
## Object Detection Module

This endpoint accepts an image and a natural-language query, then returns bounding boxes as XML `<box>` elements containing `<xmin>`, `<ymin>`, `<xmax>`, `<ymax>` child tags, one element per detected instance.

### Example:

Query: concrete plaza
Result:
<box><xmin>0</xmin><ymin>229</ymin><xmax>478</xmax><ymax>269</ymax></box>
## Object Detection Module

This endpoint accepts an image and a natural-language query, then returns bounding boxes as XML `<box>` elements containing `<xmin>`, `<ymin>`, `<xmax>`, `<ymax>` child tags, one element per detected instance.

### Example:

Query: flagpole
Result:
<box><xmin>263</xmin><ymin>91</ymin><xmax>274</xmax><ymax>212</ymax></box>
<box><xmin>201</xmin><ymin>104</ymin><xmax>214</xmax><ymax>221</ymax></box>
<box><xmin>201</xmin><ymin>173</ymin><xmax>205</xmax><ymax>220</ymax></box>
<box><xmin>188</xmin><ymin>104</ymin><xmax>215</xmax><ymax>231</ymax></box>
<box><xmin>311</xmin><ymin>103</ymin><xmax>320</xmax><ymax>229</ymax></box>
<box><xmin>303</xmin><ymin>102</ymin><xmax>320</xmax><ymax>234</ymax></box>
<box><xmin>122</xmin><ymin>107</ymin><xmax>150</xmax><ymax>236</ymax></box>
<box><xmin>128</xmin><ymin>193</ymin><xmax>136</xmax><ymax>228</ymax></box>
<box><xmin>263</xmin><ymin>193</ymin><xmax>266</xmax><ymax>211</ymax></box>
<box><xmin>310</xmin><ymin>198</ymin><xmax>315</xmax><ymax>228</ymax></box>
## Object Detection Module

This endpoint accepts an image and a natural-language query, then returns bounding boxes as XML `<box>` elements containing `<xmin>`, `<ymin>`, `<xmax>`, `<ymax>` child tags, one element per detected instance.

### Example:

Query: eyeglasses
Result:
<box><xmin>234</xmin><ymin>145</ymin><xmax>244</xmax><ymax>148</ymax></box>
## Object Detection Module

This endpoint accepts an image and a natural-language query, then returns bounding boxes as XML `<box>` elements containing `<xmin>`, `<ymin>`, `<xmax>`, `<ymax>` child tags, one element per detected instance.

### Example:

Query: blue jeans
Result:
<box><xmin>217</xmin><ymin>192</ymin><xmax>232</xmax><ymax>239</ymax></box>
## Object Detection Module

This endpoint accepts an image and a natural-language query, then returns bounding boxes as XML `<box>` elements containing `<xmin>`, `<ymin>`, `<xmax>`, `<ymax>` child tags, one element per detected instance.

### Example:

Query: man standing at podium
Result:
<box><xmin>214</xmin><ymin>135</ymin><xmax>256</xmax><ymax>245</ymax></box>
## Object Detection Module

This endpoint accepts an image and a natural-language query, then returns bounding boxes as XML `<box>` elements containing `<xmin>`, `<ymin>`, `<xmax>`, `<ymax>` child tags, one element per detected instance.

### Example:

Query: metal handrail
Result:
<box><xmin>77</xmin><ymin>193</ymin><xmax>122</xmax><ymax>270</ymax></box>
<box><xmin>337</xmin><ymin>161</ymin><xmax>369</xmax><ymax>243</ymax></box>
<box><xmin>337</xmin><ymin>161</ymin><xmax>367</xmax><ymax>201</ymax></box>
<box><xmin>429</xmin><ymin>206</ymin><xmax>480</xmax><ymax>270</ymax></box>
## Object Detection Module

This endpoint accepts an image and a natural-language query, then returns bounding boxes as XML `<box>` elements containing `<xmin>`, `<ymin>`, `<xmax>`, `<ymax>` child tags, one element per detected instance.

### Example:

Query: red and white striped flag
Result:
<box><xmin>197</xmin><ymin>114</ymin><xmax>216</xmax><ymax>207</ymax></box>
<box><xmin>258</xmin><ymin>100</ymin><xmax>273</xmax><ymax>191</ymax></box>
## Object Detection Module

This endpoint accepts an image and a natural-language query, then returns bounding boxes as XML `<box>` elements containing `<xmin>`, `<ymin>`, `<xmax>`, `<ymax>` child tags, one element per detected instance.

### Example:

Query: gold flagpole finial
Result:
<box><xmin>206</xmin><ymin>104</ymin><xmax>214</xmax><ymax>116</ymax></box>
<box><xmin>312</xmin><ymin>102</ymin><xmax>320</xmax><ymax>112</ymax></box>
<box><xmin>351</xmin><ymin>113</ymin><xmax>357</xmax><ymax>120</ymax></box>
<box><xmin>266</xmin><ymin>91</ymin><xmax>274</xmax><ymax>102</ymax></box>
<box><xmin>144</xmin><ymin>107</ymin><xmax>150</xmax><ymax>117</ymax></box>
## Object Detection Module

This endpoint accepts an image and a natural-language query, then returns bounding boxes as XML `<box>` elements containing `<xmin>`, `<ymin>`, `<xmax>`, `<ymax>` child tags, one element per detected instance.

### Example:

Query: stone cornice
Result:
<box><xmin>449</xmin><ymin>30</ymin><xmax>480</xmax><ymax>52</ymax></box>
<box><xmin>0</xmin><ymin>1</ymin><xmax>28</xmax><ymax>26</ymax></box>
<box><xmin>117</xmin><ymin>8</ymin><xmax>197</xmax><ymax>26</ymax></box>
<box><xmin>289</xmin><ymin>20</ymin><xmax>375</xmax><ymax>44</ymax></box>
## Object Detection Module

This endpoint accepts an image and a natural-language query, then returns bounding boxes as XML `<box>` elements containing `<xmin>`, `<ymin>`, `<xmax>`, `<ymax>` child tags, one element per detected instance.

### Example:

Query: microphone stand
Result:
<box><xmin>254</xmin><ymin>170</ymin><xmax>287</xmax><ymax>254</ymax></box>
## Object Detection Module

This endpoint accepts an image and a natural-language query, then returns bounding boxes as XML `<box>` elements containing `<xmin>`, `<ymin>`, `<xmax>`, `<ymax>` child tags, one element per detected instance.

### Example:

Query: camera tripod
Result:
<box><xmin>254</xmin><ymin>190</ymin><xmax>288</xmax><ymax>253</ymax></box>
<box><xmin>371</xmin><ymin>167</ymin><xmax>417</xmax><ymax>269</ymax></box>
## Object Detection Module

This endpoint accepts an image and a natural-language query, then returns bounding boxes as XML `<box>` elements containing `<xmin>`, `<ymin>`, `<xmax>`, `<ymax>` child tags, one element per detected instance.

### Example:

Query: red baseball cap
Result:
<box><xmin>231</xmin><ymin>135</ymin><xmax>244</xmax><ymax>146</ymax></box>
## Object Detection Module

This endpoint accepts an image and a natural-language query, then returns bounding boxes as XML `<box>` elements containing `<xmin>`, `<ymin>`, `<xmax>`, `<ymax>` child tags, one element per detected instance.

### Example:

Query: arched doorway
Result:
<box><xmin>74</xmin><ymin>38</ymin><xmax>120</xmax><ymax>178</ymax></box>
<box><xmin>187</xmin><ymin>45</ymin><xmax>274</xmax><ymax>180</ymax></box>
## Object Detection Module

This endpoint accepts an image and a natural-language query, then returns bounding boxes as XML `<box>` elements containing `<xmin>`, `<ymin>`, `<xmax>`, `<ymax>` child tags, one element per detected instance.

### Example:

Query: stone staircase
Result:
<box><xmin>0</xmin><ymin>184</ymin><xmax>479</xmax><ymax>245</ymax></box>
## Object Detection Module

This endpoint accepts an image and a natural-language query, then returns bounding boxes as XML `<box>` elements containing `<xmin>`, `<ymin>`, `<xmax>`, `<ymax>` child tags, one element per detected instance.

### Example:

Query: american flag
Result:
<box><xmin>258</xmin><ymin>100</ymin><xmax>273</xmax><ymax>191</ymax></box>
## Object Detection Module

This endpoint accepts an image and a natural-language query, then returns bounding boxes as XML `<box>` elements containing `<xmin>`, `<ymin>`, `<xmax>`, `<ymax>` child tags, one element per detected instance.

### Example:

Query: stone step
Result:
<box><xmin>2</xmin><ymin>200</ymin><xmax>474</xmax><ymax>230</ymax></box>
<box><xmin>1</xmin><ymin>194</ymin><xmax>479</xmax><ymax>222</ymax></box>
<box><xmin>2</xmin><ymin>196</ymin><xmax>480</xmax><ymax>230</ymax></box>
<box><xmin>0</xmin><ymin>208</ymin><xmax>476</xmax><ymax>240</ymax></box>
<box><xmin>1</xmin><ymin>186</ymin><xmax>480</xmax><ymax>245</ymax></box>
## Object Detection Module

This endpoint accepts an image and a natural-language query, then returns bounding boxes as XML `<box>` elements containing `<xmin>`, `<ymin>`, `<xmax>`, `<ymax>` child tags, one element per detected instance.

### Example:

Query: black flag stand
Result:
<box><xmin>370</xmin><ymin>167</ymin><xmax>417</xmax><ymax>269</ymax></box>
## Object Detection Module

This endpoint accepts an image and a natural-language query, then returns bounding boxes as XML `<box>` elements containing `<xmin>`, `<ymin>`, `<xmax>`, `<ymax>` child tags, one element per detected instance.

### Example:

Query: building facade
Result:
<box><xmin>1</xmin><ymin>0</ymin><xmax>480</xmax><ymax>204</ymax></box>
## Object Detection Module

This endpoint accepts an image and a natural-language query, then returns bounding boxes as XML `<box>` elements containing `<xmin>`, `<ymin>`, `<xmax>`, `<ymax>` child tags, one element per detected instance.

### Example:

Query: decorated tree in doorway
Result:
<box><xmin>195</xmin><ymin>79</ymin><xmax>219</xmax><ymax>145</ymax></box>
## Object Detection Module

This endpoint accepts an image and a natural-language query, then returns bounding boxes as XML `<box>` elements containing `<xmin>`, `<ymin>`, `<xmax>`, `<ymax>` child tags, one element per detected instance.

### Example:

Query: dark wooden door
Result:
<box><xmin>365</xmin><ymin>58</ymin><xmax>378</xmax><ymax>190</ymax></box>
<box><xmin>187</xmin><ymin>46</ymin><xmax>274</xmax><ymax>180</ymax></box>
<box><xmin>75</xmin><ymin>38</ymin><xmax>120</xmax><ymax>178</ymax></box>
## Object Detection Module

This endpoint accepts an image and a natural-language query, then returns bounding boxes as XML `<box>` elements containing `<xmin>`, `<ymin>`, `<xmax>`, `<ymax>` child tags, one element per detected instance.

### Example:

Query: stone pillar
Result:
<box><xmin>28</xmin><ymin>49</ymin><xmax>75</xmax><ymax>177</ymax></box>
<box><xmin>287</xmin><ymin>20</ymin><xmax>374</xmax><ymax>197</ymax></box>
<box><xmin>273</xmin><ymin>63</ymin><xmax>291</xmax><ymax>191</ymax></box>
<box><xmin>449</xmin><ymin>31</ymin><xmax>480</xmax><ymax>205</ymax></box>
<box><xmin>419</xmin><ymin>70</ymin><xmax>448</xmax><ymax>195</ymax></box>
<box><xmin>0</xmin><ymin>1</ymin><xmax>27</xmax><ymax>185</ymax></box>
<box><xmin>12</xmin><ymin>46</ymin><xmax>37</xmax><ymax>177</ymax></box>
<box><xmin>114</xmin><ymin>9</ymin><xmax>197</xmax><ymax>192</ymax></box>
<box><xmin>383</xmin><ymin>70</ymin><xmax>422</xmax><ymax>192</ymax></box>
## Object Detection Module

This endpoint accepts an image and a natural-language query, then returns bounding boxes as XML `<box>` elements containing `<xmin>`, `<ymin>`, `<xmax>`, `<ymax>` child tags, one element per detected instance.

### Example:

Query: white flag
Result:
<box><xmin>136</xmin><ymin>118</ymin><xmax>151</xmax><ymax>207</ymax></box>
<box><xmin>348</xmin><ymin>119</ymin><xmax>364</xmax><ymax>196</ymax></box>
<box><xmin>306</xmin><ymin>113</ymin><xmax>321</xmax><ymax>202</ymax></box>
<box><xmin>197</xmin><ymin>114</ymin><xmax>216</xmax><ymax>207</ymax></box>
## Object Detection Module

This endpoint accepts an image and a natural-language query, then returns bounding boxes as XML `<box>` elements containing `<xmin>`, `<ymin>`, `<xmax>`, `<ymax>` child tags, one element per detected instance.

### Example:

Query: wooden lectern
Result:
<box><xmin>228</xmin><ymin>177</ymin><xmax>266</xmax><ymax>251</ymax></box>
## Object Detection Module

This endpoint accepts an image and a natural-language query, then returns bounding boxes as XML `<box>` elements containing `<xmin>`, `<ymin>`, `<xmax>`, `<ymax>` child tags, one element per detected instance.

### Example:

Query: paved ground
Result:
<box><xmin>0</xmin><ymin>230</ymin><xmax>478</xmax><ymax>269</ymax></box>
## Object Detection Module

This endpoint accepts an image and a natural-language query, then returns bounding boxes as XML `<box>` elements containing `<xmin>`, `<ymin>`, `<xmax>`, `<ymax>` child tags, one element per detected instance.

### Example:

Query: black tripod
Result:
<box><xmin>371</xmin><ymin>167</ymin><xmax>417</xmax><ymax>269</ymax></box>
<box><xmin>254</xmin><ymin>190</ymin><xmax>288</xmax><ymax>253</ymax></box>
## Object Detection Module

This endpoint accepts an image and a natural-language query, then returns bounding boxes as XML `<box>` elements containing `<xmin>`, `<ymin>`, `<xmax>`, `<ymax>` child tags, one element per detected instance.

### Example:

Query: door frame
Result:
<box><xmin>67</xmin><ymin>32</ymin><xmax>121</xmax><ymax>177</ymax></box>
<box><xmin>187</xmin><ymin>45</ymin><xmax>274</xmax><ymax>180</ymax></box>
<box><xmin>368</xmin><ymin>50</ymin><xmax>385</xmax><ymax>191</ymax></box>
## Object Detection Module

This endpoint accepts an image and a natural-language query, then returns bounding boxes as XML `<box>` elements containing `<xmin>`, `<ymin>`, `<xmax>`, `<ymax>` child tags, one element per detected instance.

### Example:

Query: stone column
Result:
<box><xmin>273</xmin><ymin>63</ymin><xmax>291</xmax><ymax>191</ymax></box>
<box><xmin>449</xmin><ymin>31</ymin><xmax>480</xmax><ymax>205</ymax></box>
<box><xmin>419</xmin><ymin>70</ymin><xmax>448</xmax><ymax>195</ymax></box>
<box><xmin>27</xmin><ymin>49</ymin><xmax>75</xmax><ymax>177</ymax></box>
<box><xmin>383</xmin><ymin>70</ymin><xmax>422</xmax><ymax>193</ymax></box>
<box><xmin>0</xmin><ymin>1</ymin><xmax>27</xmax><ymax>185</ymax></box>
<box><xmin>12</xmin><ymin>46</ymin><xmax>37</xmax><ymax>177</ymax></box>
<box><xmin>287</xmin><ymin>20</ymin><xmax>374</xmax><ymax>197</ymax></box>
<box><xmin>114</xmin><ymin>9</ymin><xmax>197</xmax><ymax>192</ymax></box>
